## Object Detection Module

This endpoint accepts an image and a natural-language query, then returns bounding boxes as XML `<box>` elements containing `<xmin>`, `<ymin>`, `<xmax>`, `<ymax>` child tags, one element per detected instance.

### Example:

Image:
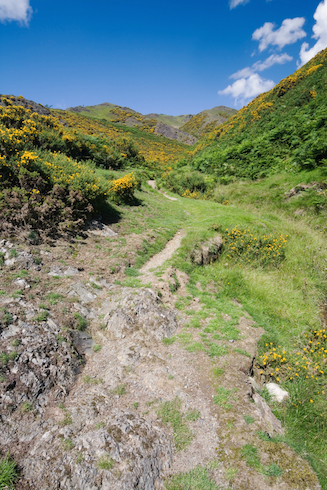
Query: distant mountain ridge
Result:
<box><xmin>66</xmin><ymin>102</ymin><xmax>236</xmax><ymax>144</ymax></box>
<box><xmin>180</xmin><ymin>106</ymin><xmax>237</xmax><ymax>137</ymax></box>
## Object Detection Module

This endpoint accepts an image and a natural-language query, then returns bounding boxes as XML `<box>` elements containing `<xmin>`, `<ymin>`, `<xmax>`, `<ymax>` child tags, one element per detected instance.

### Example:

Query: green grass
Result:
<box><xmin>243</xmin><ymin>415</ymin><xmax>254</xmax><ymax>424</ymax></box>
<box><xmin>0</xmin><ymin>453</ymin><xmax>18</xmax><ymax>489</ymax></box>
<box><xmin>240</xmin><ymin>444</ymin><xmax>283</xmax><ymax>479</ymax></box>
<box><xmin>234</xmin><ymin>348</ymin><xmax>251</xmax><ymax>358</ymax></box>
<box><xmin>74</xmin><ymin>313</ymin><xmax>87</xmax><ymax>331</ymax></box>
<box><xmin>262</xmin><ymin>463</ymin><xmax>283</xmax><ymax>478</ymax></box>
<box><xmin>97</xmin><ymin>455</ymin><xmax>114</xmax><ymax>470</ymax></box>
<box><xmin>46</xmin><ymin>292</ymin><xmax>63</xmax><ymax>305</ymax></box>
<box><xmin>157</xmin><ymin>398</ymin><xmax>194</xmax><ymax>452</ymax></box>
<box><xmin>83</xmin><ymin>376</ymin><xmax>103</xmax><ymax>385</ymax></box>
<box><xmin>111</xmin><ymin>384</ymin><xmax>126</xmax><ymax>396</ymax></box>
<box><xmin>213</xmin><ymin>387</ymin><xmax>233</xmax><ymax>410</ymax></box>
<box><xmin>62</xmin><ymin>438</ymin><xmax>74</xmax><ymax>451</ymax></box>
<box><xmin>240</xmin><ymin>444</ymin><xmax>261</xmax><ymax>470</ymax></box>
<box><xmin>165</xmin><ymin>466</ymin><xmax>219</xmax><ymax>490</ymax></box>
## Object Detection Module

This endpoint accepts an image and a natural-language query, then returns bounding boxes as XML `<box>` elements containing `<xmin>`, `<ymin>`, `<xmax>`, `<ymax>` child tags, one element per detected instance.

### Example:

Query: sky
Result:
<box><xmin>1</xmin><ymin>0</ymin><xmax>327</xmax><ymax>115</ymax></box>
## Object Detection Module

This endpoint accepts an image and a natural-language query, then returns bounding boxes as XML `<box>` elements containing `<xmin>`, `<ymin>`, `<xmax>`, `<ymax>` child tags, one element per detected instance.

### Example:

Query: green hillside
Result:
<box><xmin>67</xmin><ymin>102</ymin><xmax>193</xmax><ymax>129</ymax></box>
<box><xmin>188</xmin><ymin>49</ymin><xmax>327</xmax><ymax>179</ymax></box>
<box><xmin>161</xmin><ymin>49</ymin><xmax>327</xmax><ymax>219</ymax></box>
<box><xmin>67</xmin><ymin>102</ymin><xmax>236</xmax><ymax>143</ymax></box>
<box><xmin>144</xmin><ymin>112</ymin><xmax>193</xmax><ymax>128</ymax></box>
<box><xmin>67</xmin><ymin>103</ymin><xmax>197</xmax><ymax>144</ymax></box>
<box><xmin>180</xmin><ymin>106</ymin><xmax>237</xmax><ymax>137</ymax></box>
<box><xmin>51</xmin><ymin>108</ymin><xmax>188</xmax><ymax>167</ymax></box>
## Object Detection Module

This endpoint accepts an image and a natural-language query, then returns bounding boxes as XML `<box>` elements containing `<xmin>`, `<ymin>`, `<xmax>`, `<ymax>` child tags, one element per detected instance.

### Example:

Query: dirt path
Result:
<box><xmin>147</xmin><ymin>180</ymin><xmax>179</xmax><ymax>201</ymax></box>
<box><xmin>140</xmin><ymin>230</ymin><xmax>185</xmax><ymax>274</ymax></box>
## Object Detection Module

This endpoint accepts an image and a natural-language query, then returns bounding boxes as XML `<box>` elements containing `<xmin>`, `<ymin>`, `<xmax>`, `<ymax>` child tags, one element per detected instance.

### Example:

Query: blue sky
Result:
<box><xmin>1</xmin><ymin>0</ymin><xmax>326</xmax><ymax>114</ymax></box>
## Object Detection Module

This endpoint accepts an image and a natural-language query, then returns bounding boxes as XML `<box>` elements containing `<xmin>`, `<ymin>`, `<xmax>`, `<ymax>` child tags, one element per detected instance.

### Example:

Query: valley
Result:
<box><xmin>0</xmin><ymin>47</ymin><xmax>327</xmax><ymax>490</ymax></box>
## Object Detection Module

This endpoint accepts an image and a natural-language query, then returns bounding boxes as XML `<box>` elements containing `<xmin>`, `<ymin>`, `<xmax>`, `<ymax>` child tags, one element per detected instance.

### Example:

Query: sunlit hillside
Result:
<box><xmin>52</xmin><ymin>109</ymin><xmax>188</xmax><ymax>167</ymax></box>
<box><xmin>186</xmin><ymin>48</ymin><xmax>327</xmax><ymax>179</ymax></box>
<box><xmin>180</xmin><ymin>106</ymin><xmax>237</xmax><ymax>137</ymax></box>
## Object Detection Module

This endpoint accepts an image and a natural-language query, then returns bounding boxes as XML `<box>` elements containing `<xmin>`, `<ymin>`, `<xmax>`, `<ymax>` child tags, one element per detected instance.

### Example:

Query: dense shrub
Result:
<box><xmin>108</xmin><ymin>172</ymin><xmax>138</xmax><ymax>203</ymax></box>
<box><xmin>159</xmin><ymin>168</ymin><xmax>209</xmax><ymax>195</ymax></box>
<box><xmin>0</xmin><ymin>99</ymin><xmax>111</xmax><ymax>237</ymax></box>
<box><xmin>222</xmin><ymin>226</ymin><xmax>288</xmax><ymax>267</ymax></box>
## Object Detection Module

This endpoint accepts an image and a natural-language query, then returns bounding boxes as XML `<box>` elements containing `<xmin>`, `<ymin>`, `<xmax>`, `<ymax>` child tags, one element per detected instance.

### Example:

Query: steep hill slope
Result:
<box><xmin>180</xmin><ymin>106</ymin><xmax>237</xmax><ymax>137</ymax></box>
<box><xmin>186</xmin><ymin>48</ymin><xmax>327</xmax><ymax>179</ymax></box>
<box><xmin>52</xmin><ymin>108</ymin><xmax>188</xmax><ymax>168</ymax></box>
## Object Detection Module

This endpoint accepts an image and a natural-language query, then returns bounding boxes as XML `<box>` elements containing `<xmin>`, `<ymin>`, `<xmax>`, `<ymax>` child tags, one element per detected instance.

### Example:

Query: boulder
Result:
<box><xmin>190</xmin><ymin>235</ymin><xmax>223</xmax><ymax>265</ymax></box>
<box><xmin>253</xmin><ymin>393</ymin><xmax>284</xmax><ymax>436</ymax></box>
<box><xmin>103</xmin><ymin>288</ymin><xmax>178</xmax><ymax>341</ymax></box>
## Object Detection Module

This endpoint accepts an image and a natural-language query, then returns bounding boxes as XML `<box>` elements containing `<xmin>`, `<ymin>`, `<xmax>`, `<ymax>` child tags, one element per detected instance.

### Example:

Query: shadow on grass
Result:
<box><xmin>96</xmin><ymin>200</ymin><xmax>122</xmax><ymax>225</ymax></box>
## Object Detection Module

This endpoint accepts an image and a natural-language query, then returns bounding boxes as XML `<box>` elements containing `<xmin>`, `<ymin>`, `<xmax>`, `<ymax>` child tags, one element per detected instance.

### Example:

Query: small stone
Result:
<box><xmin>266</xmin><ymin>382</ymin><xmax>289</xmax><ymax>403</ymax></box>
<box><xmin>13</xmin><ymin>278</ymin><xmax>30</xmax><ymax>289</ymax></box>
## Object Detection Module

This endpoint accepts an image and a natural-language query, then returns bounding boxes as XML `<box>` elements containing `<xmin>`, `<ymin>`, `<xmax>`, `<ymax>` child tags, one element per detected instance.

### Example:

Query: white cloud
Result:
<box><xmin>252</xmin><ymin>18</ymin><xmax>306</xmax><ymax>52</ymax></box>
<box><xmin>0</xmin><ymin>0</ymin><xmax>32</xmax><ymax>24</ymax></box>
<box><xmin>230</xmin><ymin>53</ymin><xmax>293</xmax><ymax>80</ymax></box>
<box><xmin>299</xmin><ymin>0</ymin><xmax>327</xmax><ymax>66</ymax></box>
<box><xmin>229</xmin><ymin>0</ymin><xmax>249</xmax><ymax>9</ymax></box>
<box><xmin>218</xmin><ymin>73</ymin><xmax>275</xmax><ymax>102</ymax></box>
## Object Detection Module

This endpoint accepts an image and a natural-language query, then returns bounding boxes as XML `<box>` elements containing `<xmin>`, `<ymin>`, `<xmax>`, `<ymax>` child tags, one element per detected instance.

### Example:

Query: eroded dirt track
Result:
<box><xmin>0</xmin><ymin>210</ymin><xmax>322</xmax><ymax>489</ymax></box>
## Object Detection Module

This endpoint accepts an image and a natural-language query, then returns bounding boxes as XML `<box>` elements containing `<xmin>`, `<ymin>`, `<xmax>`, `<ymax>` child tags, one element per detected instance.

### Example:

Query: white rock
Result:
<box><xmin>266</xmin><ymin>382</ymin><xmax>289</xmax><ymax>402</ymax></box>
<box><xmin>14</xmin><ymin>278</ymin><xmax>30</xmax><ymax>289</ymax></box>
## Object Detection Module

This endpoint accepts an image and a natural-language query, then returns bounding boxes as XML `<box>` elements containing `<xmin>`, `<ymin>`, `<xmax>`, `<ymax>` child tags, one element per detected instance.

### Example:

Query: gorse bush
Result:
<box><xmin>0</xmin><ymin>97</ymin><xmax>112</xmax><ymax>236</ymax></box>
<box><xmin>108</xmin><ymin>172</ymin><xmax>138</xmax><ymax>203</ymax></box>
<box><xmin>223</xmin><ymin>226</ymin><xmax>288</xmax><ymax>267</ymax></box>
<box><xmin>256</xmin><ymin>328</ymin><xmax>327</xmax><ymax>383</ymax></box>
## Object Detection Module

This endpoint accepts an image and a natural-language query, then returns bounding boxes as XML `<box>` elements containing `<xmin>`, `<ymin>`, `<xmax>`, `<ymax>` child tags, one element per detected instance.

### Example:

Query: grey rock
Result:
<box><xmin>13</xmin><ymin>278</ymin><xmax>30</xmax><ymax>289</ymax></box>
<box><xmin>253</xmin><ymin>393</ymin><xmax>284</xmax><ymax>436</ymax></box>
<box><xmin>155</xmin><ymin>122</ymin><xmax>197</xmax><ymax>145</ymax></box>
<box><xmin>103</xmin><ymin>288</ymin><xmax>177</xmax><ymax>341</ymax></box>
<box><xmin>1</xmin><ymin>324</ymin><xmax>21</xmax><ymax>339</ymax></box>
<box><xmin>87</xmin><ymin>219</ymin><xmax>118</xmax><ymax>237</ymax></box>
<box><xmin>20</xmin><ymin>410</ymin><xmax>172</xmax><ymax>490</ymax></box>
<box><xmin>190</xmin><ymin>235</ymin><xmax>223</xmax><ymax>266</ymax></box>
<box><xmin>49</xmin><ymin>265</ymin><xmax>79</xmax><ymax>277</ymax></box>
<box><xmin>48</xmin><ymin>265</ymin><xmax>64</xmax><ymax>277</ymax></box>
<box><xmin>0</xmin><ymin>320</ymin><xmax>82</xmax><ymax>414</ymax></box>
<box><xmin>73</xmin><ymin>302</ymin><xmax>97</xmax><ymax>320</ymax></box>
<box><xmin>68</xmin><ymin>282</ymin><xmax>97</xmax><ymax>304</ymax></box>
<box><xmin>65</xmin><ymin>266</ymin><xmax>79</xmax><ymax>276</ymax></box>
<box><xmin>70</xmin><ymin>330</ymin><xmax>94</xmax><ymax>357</ymax></box>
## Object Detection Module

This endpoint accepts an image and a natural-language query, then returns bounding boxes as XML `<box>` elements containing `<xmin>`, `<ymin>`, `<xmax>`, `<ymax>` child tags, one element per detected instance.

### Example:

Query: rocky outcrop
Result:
<box><xmin>285</xmin><ymin>181</ymin><xmax>327</xmax><ymax>199</ymax></box>
<box><xmin>0</xmin><ymin>284</ymin><xmax>177</xmax><ymax>489</ymax></box>
<box><xmin>0</xmin><ymin>317</ymin><xmax>82</xmax><ymax>415</ymax></box>
<box><xmin>0</xmin><ymin>94</ymin><xmax>51</xmax><ymax>116</ymax></box>
<box><xmin>102</xmin><ymin>288</ymin><xmax>178</xmax><ymax>341</ymax></box>
<box><xmin>0</xmin><ymin>239</ymin><xmax>42</xmax><ymax>271</ymax></box>
<box><xmin>67</xmin><ymin>105</ymin><xmax>90</xmax><ymax>113</ymax></box>
<box><xmin>155</xmin><ymin>122</ymin><xmax>197</xmax><ymax>145</ymax></box>
<box><xmin>20</xmin><ymin>409</ymin><xmax>172</xmax><ymax>489</ymax></box>
<box><xmin>190</xmin><ymin>235</ymin><xmax>223</xmax><ymax>266</ymax></box>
